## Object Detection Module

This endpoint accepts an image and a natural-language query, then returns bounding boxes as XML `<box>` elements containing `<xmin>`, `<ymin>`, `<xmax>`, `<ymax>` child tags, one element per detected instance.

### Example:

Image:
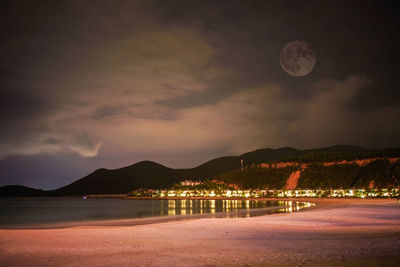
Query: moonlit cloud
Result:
<box><xmin>30</xmin><ymin>74</ymin><xmax>398</xmax><ymax>163</ymax></box>
<box><xmin>0</xmin><ymin>18</ymin><xmax>226</xmax><ymax>159</ymax></box>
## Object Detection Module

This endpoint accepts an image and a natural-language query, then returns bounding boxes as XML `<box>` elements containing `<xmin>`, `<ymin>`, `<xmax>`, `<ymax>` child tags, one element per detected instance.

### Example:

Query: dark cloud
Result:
<box><xmin>0</xmin><ymin>0</ymin><xmax>399</xmax><ymax>188</ymax></box>
<box><xmin>93</xmin><ymin>105</ymin><xmax>126</xmax><ymax>119</ymax></box>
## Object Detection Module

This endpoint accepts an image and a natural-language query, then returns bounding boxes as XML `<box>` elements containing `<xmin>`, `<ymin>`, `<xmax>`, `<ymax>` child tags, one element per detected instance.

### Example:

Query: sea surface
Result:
<box><xmin>0</xmin><ymin>198</ymin><xmax>312</xmax><ymax>228</ymax></box>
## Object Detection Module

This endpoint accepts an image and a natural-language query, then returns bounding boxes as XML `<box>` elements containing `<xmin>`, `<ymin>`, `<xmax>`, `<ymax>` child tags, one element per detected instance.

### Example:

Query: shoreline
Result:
<box><xmin>0</xmin><ymin>198</ymin><xmax>315</xmax><ymax>230</ymax></box>
<box><xmin>0</xmin><ymin>198</ymin><xmax>399</xmax><ymax>266</ymax></box>
<box><xmin>1</xmin><ymin>197</ymin><xmax>398</xmax><ymax>230</ymax></box>
<box><xmin>0</xmin><ymin>198</ymin><xmax>398</xmax><ymax>229</ymax></box>
<box><xmin>0</xmin><ymin>198</ymin><xmax>400</xmax><ymax>230</ymax></box>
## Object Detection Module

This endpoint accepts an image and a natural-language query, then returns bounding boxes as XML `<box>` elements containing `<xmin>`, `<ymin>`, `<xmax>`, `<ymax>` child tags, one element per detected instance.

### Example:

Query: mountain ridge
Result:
<box><xmin>1</xmin><ymin>145</ymin><xmax>398</xmax><ymax>196</ymax></box>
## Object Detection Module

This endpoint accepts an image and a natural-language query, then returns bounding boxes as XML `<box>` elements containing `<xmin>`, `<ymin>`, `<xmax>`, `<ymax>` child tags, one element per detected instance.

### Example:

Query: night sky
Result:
<box><xmin>1</xmin><ymin>0</ymin><xmax>399</xmax><ymax>189</ymax></box>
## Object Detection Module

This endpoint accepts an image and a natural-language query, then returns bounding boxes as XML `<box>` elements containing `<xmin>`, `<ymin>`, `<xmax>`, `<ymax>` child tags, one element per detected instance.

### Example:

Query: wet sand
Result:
<box><xmin>0</xmin><ymin>198</ymin><xmax>399</xmax><ymax>266</ymax></box>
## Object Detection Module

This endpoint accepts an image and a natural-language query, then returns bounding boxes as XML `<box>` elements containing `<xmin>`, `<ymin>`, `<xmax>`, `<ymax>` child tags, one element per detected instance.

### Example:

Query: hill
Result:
<box><xmin>1</xmin><ymin>145</ymin><xmax>399</xmax><ymax>196</ymax></box>
<box><xmin>175</xmin><ymin>145</ymin><xmax>366</xmax><ymax>178</ymax></box>
<box><xmin>53</xmin><ymin>161</ymin><xmax>177</xmax><ymax>196</ymax></box>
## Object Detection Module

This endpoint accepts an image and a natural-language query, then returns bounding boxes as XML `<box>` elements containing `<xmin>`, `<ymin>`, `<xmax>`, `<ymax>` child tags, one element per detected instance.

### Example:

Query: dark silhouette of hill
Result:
<box><xmin>306</xmin><ymin>145</ymin><xmax>365</xmax><ymax>154</ymax></box>
<box><xmin>177</xmin><ymin>145</ymin><xmax>367</xmax><ymax>178</ymax></box>
<box><xmin>1</xmin><ymin>145</ymin><xmax>397</xmax><ymax>196</ymax></box>
<box><xmin>53</xmin><ymin>161</ymin><xmax>177</xmax><ymax>196</ymax></box>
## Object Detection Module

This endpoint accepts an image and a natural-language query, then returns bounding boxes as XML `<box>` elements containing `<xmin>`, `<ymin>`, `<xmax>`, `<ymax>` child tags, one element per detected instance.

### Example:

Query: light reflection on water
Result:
<box><xmin>0</xmin><ymin>198</ymin><xmax>313</xmax><ymax>228</ymax></box>
<box><xmin>162</xmin><ymin>199</ymin><xmax>313</xmax><ymax>218</ymax></box>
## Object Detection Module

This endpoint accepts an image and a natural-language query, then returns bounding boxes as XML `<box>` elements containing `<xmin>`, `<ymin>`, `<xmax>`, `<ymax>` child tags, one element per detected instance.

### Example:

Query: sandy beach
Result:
<box><xmin>0</xmin><ymin>198</ymin><xmax>399</xmax><ymax>266</ymax></box>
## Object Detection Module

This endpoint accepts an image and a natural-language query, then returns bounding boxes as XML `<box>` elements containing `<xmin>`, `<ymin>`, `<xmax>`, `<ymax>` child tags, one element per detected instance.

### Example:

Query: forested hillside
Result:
<box><xmin>298</xmin><ymin>159</ymin><xmax>400</xmax><ymax>189</ymax></box>
<box><xmin>216</xmin><ymin>158</ymin><xmax>400</xmax><ymax>189</ymax></box>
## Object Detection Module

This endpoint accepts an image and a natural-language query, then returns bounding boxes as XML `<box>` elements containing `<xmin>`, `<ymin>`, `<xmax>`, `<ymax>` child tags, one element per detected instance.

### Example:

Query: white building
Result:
<box><xmin>180</xmin><ymin>180</ymin><xmax>201</xmax><ymax>186</ymax></box>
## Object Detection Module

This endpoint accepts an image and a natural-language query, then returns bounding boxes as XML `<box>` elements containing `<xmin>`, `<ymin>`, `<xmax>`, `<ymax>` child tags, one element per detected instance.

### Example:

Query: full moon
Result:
<box><xmin>280</xmin><ymin>41</ymin><xmax>316</xmax><ymax>77</ymax></box>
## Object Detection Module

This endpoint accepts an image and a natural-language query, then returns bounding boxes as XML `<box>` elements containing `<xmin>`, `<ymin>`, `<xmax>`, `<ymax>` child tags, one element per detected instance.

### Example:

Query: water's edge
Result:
<box><xmin>0</xmin><ymin>199</ymin><xmax>314</xmax><ymax>229</ymax></box>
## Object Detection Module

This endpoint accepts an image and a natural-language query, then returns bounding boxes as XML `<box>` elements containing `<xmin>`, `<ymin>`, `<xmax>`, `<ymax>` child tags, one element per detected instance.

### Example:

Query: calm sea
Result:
<box><xmin>0</xmin><ymin>198</ymin><xmax>311</xmax><ymax>228</ymax></box>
